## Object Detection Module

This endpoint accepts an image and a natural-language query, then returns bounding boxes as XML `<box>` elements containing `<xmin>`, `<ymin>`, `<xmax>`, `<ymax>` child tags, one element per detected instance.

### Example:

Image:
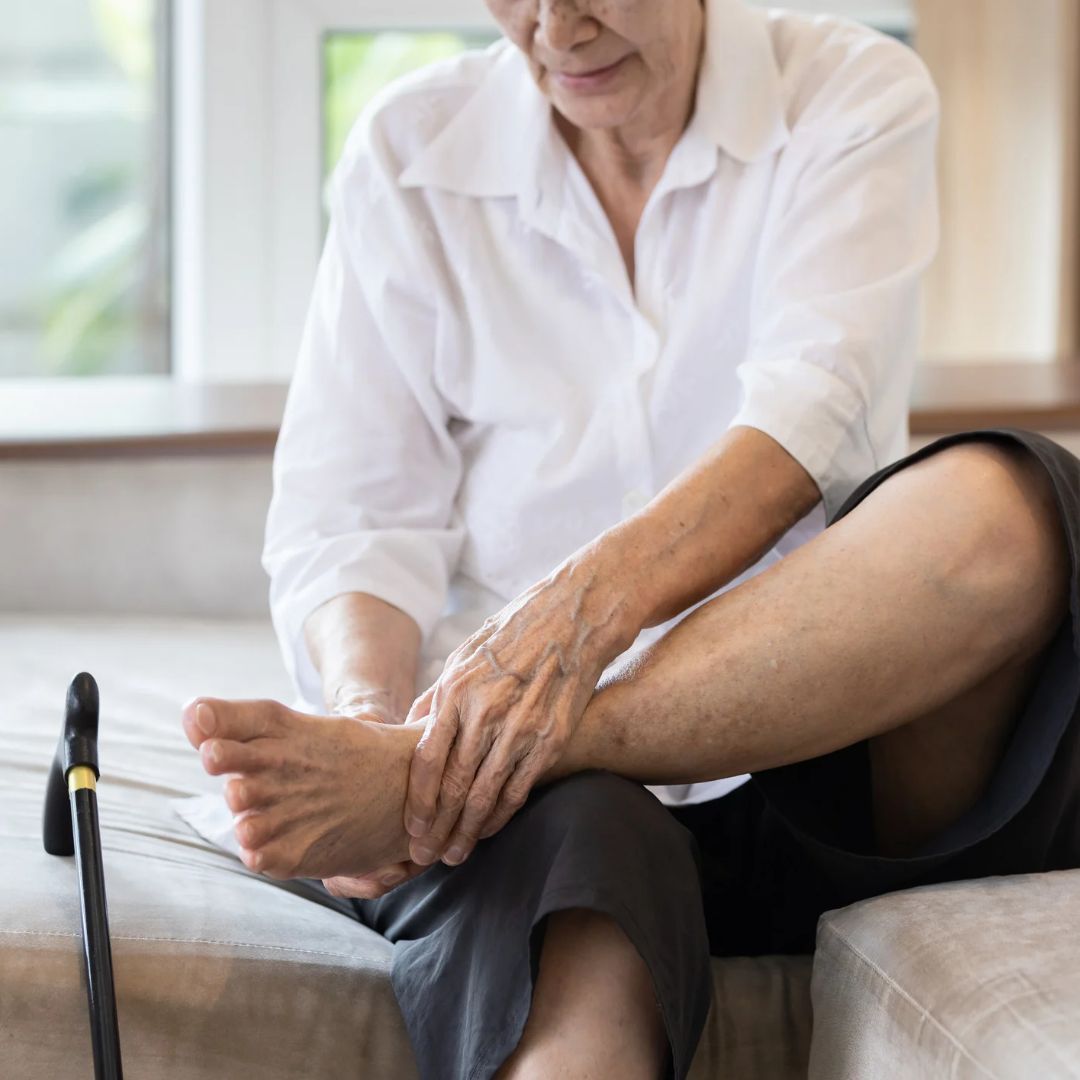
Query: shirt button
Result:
<box><xmin>622</xmin><ymin>489</ymin><xmax>648</xmax><ymax>517</ymax></box>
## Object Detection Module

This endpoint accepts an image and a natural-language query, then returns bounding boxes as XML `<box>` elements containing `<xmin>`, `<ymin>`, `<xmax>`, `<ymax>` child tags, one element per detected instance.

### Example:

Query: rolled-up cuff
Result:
<box><xmin>729</xmin><ymin>357</ymin><xmax>877</xmax><ymax>520</ymax></box>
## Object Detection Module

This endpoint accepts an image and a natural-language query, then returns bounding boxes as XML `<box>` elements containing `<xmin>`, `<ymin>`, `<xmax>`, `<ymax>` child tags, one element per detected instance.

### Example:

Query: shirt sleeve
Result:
<box><xmin>263</xmin><ymin>165</ymin><xmax>464</xmax><ymax>706</ymax></box>
<box><xmin>729</xmin><ymin>38</ymin><xmax>940</xmax><ymax>519</ymax></box>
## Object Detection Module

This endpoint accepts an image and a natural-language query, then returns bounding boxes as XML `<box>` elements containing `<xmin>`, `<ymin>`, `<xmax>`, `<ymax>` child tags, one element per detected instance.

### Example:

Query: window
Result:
<box><xmin>0</xmin><ymin>0</ymin><xmax>171</xmax><ymax>378</ymax></box>
<box><xmin>324</xmin><ymin>31</ymin><xmax>496</xmax><ymax>187</ymax></box>
<box><xmin>753</xmin><ymin>0</ymin><xmax>913</xmax><ymax>40</ymax></box>
<box><xmin>172</xmin><ymin>1</ymin><xmax>496</xmax><ymax>382</ymax></box>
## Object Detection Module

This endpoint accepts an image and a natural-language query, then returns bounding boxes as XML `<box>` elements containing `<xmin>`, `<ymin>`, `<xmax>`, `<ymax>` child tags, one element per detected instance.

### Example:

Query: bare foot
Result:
<box><xmin>182</xmin><ymin>697</ymin><xmax>421</xmax><ymax>880</ymax></box>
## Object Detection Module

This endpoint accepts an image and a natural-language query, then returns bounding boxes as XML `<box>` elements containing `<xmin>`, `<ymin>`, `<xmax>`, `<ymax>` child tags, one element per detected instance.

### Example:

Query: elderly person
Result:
<box><xmin>184</xmin><ymin>1</ymin><xmax>1080</xmax><ymax>1078</ymax></box>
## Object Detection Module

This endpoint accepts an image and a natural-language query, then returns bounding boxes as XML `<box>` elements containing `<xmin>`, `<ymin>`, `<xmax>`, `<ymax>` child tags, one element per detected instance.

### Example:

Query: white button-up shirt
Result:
<box><xmin>265</xmin><ymin>0</ymin><xmax>939</xmax><ymax>804</ymax></box>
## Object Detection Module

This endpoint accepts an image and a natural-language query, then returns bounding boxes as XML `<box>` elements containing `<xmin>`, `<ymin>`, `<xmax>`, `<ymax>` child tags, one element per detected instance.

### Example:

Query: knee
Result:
<box><xmin>935</xmin><ymin>441</ymin><xmax>1058</xmax><ymax>544</ymax></box>
<box><xmin>919</xmin><ymin>441</ymin><xmax>1068</xmax><ymax>648</ymax></box>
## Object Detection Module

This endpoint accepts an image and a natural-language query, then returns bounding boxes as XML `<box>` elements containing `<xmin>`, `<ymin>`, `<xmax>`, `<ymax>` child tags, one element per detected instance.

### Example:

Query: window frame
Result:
<box><xmin>766</xmin><ymin>0</ymin><xmax>912</xmax><ymax>35</ymax></box>
<box><xmin>172</xmin><ymin>0</ymin><xmax>497</xmax><ymax>383</ymax></box>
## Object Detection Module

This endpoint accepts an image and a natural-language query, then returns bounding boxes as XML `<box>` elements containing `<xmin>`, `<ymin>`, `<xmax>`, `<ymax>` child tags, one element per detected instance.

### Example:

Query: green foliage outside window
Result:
<box><xmin>323</xmin><ymin>32</ymin><xmax>495</xmax><ymax>181</ymax></box>
<box><xmin>31</xmin><ymin>0</ymin><xmax>167</xmax><ymax>377</ymax></box>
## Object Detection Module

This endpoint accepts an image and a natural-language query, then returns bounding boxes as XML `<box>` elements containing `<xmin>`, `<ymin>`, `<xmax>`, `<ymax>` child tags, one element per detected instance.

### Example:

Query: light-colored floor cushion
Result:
<box><xmin>810</xmin><ymin>869</ymin><xmax>1080</xmax><ymax>1079</ymax></box>
<box><xmin>0</xmin><ymin>614</ymin><xmax>812</xmax><ymax>1078</ymax></box>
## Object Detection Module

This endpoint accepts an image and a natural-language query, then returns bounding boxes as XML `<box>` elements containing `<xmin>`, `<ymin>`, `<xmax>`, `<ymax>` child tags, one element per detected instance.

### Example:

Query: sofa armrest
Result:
<box><xmin>809</xmin><ymin>870</ymin><xmax>1080</xmax><ymax>1079</ymax></box>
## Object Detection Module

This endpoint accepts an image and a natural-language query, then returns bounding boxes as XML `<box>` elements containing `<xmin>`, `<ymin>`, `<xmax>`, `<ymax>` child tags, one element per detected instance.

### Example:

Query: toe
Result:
<box><xmin>224</xmin><ymin>774</ymin><xmax>272</xmax><ymax>813</ymax></box>
<box><xmin>322</xmin><ymin>874</ymin><xmax>387</xmax><ymax>900</ymax></box>
<box><xmin>200</xmin><ymin>738</ymin><xmax>271</xmax><ymax>778</ymax></box>
<box><xmin>234</xmin><ymin>809</ymin><xmax>282</xmax><ymax>853</ymax></box>
<box><xmin>181</xmin><ymin>700</ymin><xmax>212</xmax><ymax>749</ymax></box>
<box><xmin>185</xmin><ymin>697</ymin><xmax>292</xmax><ymax>746</ymax></box>
<box><xmin>250</xmin><ymin>839</ymin><xmax>299</xmax><ymax>880</ymax></box>
<box><xmin>239</xmin><ymin>846</ymin><xmax>264</xmax><ymax>873</ymax></box>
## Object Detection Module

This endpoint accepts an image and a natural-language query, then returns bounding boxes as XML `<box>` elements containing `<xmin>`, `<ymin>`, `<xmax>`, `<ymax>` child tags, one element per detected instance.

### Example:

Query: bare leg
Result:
<box><xmin>494</xmin><ymin>910</ymin><xmax>668</xmax><ymax>1080</ymax></box>
<box><xmin>555</xmin><ymin>443</ymin><xmax>1068</xmax><ymax>800</ymax></box>
<box><xmin>183</xmin><ymin>441</ymin><xmax>1068</xmax><ymax>876</ymax></box>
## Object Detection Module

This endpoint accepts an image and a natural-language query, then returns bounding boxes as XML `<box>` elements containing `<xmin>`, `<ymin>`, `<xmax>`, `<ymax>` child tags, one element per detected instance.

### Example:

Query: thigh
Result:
<box><xmin>868</xmin><ymin>651</ymin><xmax>1045</xmax><ymax>856</ymax></box>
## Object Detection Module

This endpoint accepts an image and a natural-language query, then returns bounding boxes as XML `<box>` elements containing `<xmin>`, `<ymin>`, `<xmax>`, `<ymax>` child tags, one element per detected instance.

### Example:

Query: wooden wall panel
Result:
<box><xmin>1059</xmin><ymin>0</ymin><xmax>1080</xmax><ymax>356</ymax></box>
<box><xmin>915</xmin><ymin>0</ymin><xmax>1079</xmax><ymax>361</ymax></box>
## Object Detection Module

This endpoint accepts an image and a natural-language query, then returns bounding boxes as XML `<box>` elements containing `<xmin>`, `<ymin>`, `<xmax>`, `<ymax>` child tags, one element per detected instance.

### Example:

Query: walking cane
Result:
<box><xmin>43</xmin><ymin>672</ymin><xmax>124</xmax><ymax>1080</ymax></box>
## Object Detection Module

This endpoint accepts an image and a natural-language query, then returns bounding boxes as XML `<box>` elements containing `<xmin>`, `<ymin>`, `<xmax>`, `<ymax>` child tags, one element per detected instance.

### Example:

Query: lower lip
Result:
<box><xmin>554</xmin><ymin>56</ymin><xmax>629</xmax><ymax>93</ymax></box>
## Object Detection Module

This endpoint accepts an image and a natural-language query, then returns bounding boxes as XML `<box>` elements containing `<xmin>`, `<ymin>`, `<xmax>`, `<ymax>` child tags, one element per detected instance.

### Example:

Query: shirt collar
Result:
<box><xmin>398</xmin><ymin>0</ymin><xmax>790</xmax><ymax>200</ymax></box>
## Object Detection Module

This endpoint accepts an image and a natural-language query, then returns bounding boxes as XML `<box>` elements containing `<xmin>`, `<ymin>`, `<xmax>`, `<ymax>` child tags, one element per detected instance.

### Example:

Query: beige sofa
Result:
<box><xmin>2</xmin><ymin>613</ymin><xmax>1078</xmax><ymax>1079</ymax></box>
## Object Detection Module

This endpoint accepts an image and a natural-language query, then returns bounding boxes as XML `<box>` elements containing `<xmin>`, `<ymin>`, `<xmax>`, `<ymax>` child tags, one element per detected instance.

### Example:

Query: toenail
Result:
<box><xmin>444</xmin><ymin>845</ymin><xmax>466</xmax><ymax>865</ymax></box>
<box><xmin>209</xmin><ymin>741</ymin><xmax>223</xmax><ymax>765</ymax></box>
<box><xmin>196</xmin><ymin>703</ymin><xmax>216</xmax><ymax>735</ymax></box>
<box><xmin>406</xmin><ymin>815</ymin><xmax>429</xmax><ymax>838</ymax></box>
<box><xmin>251</xmin><ymin>850</ymin><xmax>263</xmax><ymax>870</ymax></box>
<box><xmin>413</xmin><ymin>844</ymin><xmax>438</xmax><ymax>865</ymax></box>
<box><xmin>380</xmin><ymin>871</ymin><xmax>406</xmax><ymax>888</ymax></box>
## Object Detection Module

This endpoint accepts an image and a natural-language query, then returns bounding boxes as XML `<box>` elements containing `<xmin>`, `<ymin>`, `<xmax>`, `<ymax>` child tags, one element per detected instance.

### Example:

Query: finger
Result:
<box><xmin>439</xmin><ymin>741</ymin><xmax>519</xmax><ymax>865</ymax></box>
<box><xmin>477</xmin><ymin>754</ymin><xmax>542</xmax><ymax>840</ymax></box>
<box><xmin>404</xmin><ymin>692</ymin><xmax>460</xmax><ymax>838</ymax></box>
<box><xmin>408</xmin><ymin>725</ymin><xmax>489</xmax><ymax>865</ymax></box>
<box><xmin>405</xmin><ymin>683</ymin><xmax>437</xmax><ymax>727</ymax></box>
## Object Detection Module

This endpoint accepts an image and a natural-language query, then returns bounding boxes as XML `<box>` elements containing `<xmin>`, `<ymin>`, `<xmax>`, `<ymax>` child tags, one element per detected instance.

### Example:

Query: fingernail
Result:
<box><xmin>196</xmin><ymin>703</ymin><xmax>216</xmax><ymax>735</ymax></box>
<box><xmin>380</xmin><ymin>871</ymin><xmax>406</xmax><ymax>888</ymax></box>
<box><xmin>406</xmin><ymin>815</ymin><xmax>429</xmax><ymax>838</ymax></box>
<box><xmin>444</xmin><ymin>845</ymin><xmax>466</xmax><ymax>866</ymax></box>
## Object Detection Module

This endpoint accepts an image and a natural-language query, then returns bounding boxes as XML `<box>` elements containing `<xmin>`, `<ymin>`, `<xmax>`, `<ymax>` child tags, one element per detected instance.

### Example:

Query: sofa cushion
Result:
<box><xmin>1</xmin><ymin>615</ymin><xmax>413</xmax><ymax>1079</ymax></box>
<box><xmin>810</xmin><ymin>870</ymin><xmax>1080</xmax><ymax>1079</ymax></box>
<box><xmin>0</xmin><ymin>614</ymin><xmax>812</xmax><ymax>1078</ymax></box>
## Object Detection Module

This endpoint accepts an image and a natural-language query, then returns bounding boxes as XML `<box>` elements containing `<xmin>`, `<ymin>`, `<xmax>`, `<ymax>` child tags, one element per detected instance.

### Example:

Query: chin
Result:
<box><xmin>551</xmin><ymin>90</ymin><xmax>639</xmax><ymax>133</ymax></box>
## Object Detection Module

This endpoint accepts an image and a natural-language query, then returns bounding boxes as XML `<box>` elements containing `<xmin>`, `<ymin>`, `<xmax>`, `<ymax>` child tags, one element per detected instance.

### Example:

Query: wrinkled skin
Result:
<box><xmin>402</xmin><ymin>554</ymin><xmax>639</xmax><ymax>869</ymax></box>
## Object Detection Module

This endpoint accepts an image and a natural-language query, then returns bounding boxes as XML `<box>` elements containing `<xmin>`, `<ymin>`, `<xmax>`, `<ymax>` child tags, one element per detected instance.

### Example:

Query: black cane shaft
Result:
<box><xmin>71</xmin><ymin>786</ymin><xmax>123</xmax><ymax>1080</ymax></box>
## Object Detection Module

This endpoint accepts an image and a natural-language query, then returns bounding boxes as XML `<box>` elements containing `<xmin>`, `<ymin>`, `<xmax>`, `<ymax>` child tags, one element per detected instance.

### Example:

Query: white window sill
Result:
<box><xmin>0</xmin><ymin>378</ymin><xmax>287</xmax><ymax>459</ymax></box>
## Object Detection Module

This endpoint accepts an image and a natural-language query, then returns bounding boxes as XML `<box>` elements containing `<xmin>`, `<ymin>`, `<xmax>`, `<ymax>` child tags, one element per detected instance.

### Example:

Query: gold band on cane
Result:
<box><xmin>67</xmin><ymin>766</ymin><xmax>97</xmax><ymax>793</ymax></box>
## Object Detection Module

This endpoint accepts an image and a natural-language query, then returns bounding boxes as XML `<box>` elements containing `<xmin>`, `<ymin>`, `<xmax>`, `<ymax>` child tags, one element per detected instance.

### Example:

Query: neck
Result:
<box><xmin>557</xmin><ymin>114</ymin><xmax>686</xmax><ymax>190</ymax></box>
